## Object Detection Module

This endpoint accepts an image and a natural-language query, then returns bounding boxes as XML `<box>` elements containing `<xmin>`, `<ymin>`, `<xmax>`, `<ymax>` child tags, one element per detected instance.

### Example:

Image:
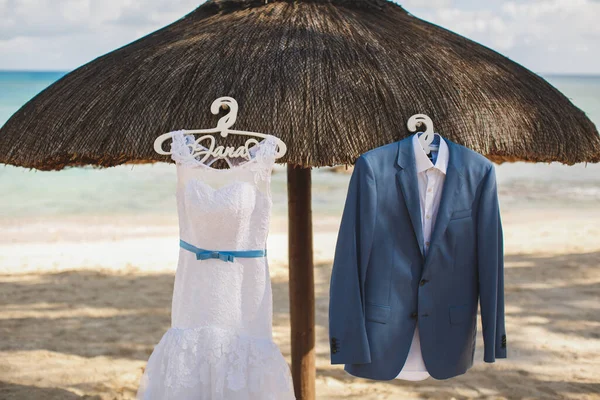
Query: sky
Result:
<box><xmin>0</xmin><ymin>0</ymin><xmax>598</xmax><ymax>75</ymax></box>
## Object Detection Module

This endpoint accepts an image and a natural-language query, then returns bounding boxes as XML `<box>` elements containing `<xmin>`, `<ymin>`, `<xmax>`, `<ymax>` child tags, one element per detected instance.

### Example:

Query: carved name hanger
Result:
<box><xmin>407</xmin><ymin>114</ymin><xmax>441</xmax><ymax>155</ymax></box>
<box><xmin>154</xmin><ymin>96</ymin><xmax>287</xmax><ymax>163</ymax></box>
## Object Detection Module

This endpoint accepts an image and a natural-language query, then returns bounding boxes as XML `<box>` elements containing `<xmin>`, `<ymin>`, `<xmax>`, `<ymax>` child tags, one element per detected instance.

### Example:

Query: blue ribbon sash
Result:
<box><xmin>179</xmin><ymin>239</ymin><xmax>266</xmax><ymax>263</ymax></box>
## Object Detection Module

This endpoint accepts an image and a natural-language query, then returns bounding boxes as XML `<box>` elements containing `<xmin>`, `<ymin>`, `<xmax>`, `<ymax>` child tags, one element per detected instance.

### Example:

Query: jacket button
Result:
<box><xmin>410</xmin><ymin>312</ymin><xmax>418</xmax><ymax>319</ymax></box>
<box><xmin>419</xmin><ymin>279</ymin><xmax>429</xmax><ymax>286</ymax></box>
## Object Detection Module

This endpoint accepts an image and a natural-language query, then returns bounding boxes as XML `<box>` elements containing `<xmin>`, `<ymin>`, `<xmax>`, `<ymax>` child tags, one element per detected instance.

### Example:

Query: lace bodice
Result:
<box><xmin>170</xmin><ymin>131</ymin><xmax>278</xmax><ymax>252</ymax></box>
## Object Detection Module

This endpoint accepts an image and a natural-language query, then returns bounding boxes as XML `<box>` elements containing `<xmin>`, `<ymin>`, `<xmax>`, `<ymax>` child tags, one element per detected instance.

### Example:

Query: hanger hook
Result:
<box><xmin>407</xmin><ymin>114</ymin><xmax>434</xmax><ymax>134</ymax></box>
<box><xmin>408</xmin><ymin>114</ymin><xmax>437</xmax><ymax>155</ymax></box>
<box><xmin>211</xmin><ymin>97</ymin><xmax>239</xmax><ymax>137</ymax></box>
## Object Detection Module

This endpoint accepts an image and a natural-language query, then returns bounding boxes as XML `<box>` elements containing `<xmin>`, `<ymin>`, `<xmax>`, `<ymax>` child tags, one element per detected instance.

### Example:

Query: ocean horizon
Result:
<box><xmin>1</xmin><ymin>70</ymin><xmax>599</xmax><ymax>220</ymax></box>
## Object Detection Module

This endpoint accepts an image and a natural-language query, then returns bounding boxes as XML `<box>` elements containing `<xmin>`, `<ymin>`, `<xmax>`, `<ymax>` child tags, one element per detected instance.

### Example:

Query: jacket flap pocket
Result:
<box><xmin>451</xmin><ymin>208</ymin><xmax>472</xmax><ymax>220</ymax></box>
<box><xmin>449</xmin><ymin>304</ymin><xmax>472</xmax><ymax>325</ymax></box>
<box><xmin>365</xmin><ymin>303</ymin><xmax>391</xmax><ymax>324</ymax></box>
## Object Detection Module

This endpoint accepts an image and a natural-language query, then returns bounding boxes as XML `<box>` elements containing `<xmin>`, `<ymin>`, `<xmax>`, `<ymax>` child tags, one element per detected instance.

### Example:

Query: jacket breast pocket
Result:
<box><xmin>449</xmin><ymin>304</ymin><xmax>472</xmax><ymax>325</ymax></box>
<box><xmin>447</xmin><ymin>208</ymin><xmax>475</xmax><ymax>269</ymax></box>
<box><xmin>365</xmin><ymin>303</ymin><xmax>391</xmax><ymax>324</ymax></box>
<box><xmin>450</xmin><ymin>208</ymin><xmax>472</xmax><ymax>220</ymax></box>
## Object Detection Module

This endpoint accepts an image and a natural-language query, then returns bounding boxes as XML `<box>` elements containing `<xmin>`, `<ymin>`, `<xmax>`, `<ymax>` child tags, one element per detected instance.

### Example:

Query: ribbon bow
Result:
<box><xmin>195</xmin><ymin>250</ymin><xmax>236</xmax><ymax>263</ymax></box>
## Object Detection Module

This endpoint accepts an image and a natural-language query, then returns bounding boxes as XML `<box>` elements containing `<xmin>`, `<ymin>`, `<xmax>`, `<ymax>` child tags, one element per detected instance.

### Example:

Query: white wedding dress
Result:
<box><xmin>136</xmin><ymin>131</ymin><xmax>295</xmax><ymax>400</ymax></box>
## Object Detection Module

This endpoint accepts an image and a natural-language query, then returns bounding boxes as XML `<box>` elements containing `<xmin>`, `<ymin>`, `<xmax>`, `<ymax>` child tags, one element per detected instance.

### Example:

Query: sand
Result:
<box><xmin>1</xmin><ymin>207</ymin><xmax>599</xmax><ymax>399</ymax></box>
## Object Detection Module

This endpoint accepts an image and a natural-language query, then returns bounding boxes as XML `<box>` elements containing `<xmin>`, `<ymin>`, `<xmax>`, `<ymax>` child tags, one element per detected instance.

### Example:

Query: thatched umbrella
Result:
<box><xmin>1</xmin><ymin>0</ymin><xmax>599</xmax><ymax>398</ymax></box>
<box><xmin>2</xmin><ymin>0</ymin><xmax>599</xmax><ymax>170</ymax></box>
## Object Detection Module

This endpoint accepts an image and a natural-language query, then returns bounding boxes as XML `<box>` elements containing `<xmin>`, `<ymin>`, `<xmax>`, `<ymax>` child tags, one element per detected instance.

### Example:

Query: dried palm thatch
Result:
<box><xmin>1</xmin><ymin>0</ymin><xmax>599</xmax><ymax>170</ymax></box>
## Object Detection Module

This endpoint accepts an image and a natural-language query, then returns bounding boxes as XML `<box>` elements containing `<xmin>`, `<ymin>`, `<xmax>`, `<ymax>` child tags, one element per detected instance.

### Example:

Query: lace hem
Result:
<box><xmin>136</xmin><ymin>326</ymin><xmax>295</xmax><ymax>400</ymax></box>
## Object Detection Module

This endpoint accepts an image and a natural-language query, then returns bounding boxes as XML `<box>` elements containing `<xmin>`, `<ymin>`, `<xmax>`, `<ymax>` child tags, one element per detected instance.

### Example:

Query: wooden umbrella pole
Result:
<box><xmin>287</xmin><ymin>165</ymin><xmax>316</xmax><ymax>400</ymax></box>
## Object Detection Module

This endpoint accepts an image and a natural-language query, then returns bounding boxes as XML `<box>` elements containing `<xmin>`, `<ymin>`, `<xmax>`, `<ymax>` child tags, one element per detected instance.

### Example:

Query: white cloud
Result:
<box><xmin>0</xmin><ymin>0</ymin><xmax>200</xmax><ymax>70</ymax></box>
<box><xmin>0</xmin><ymin>0</ymin><xmax>89</xmax><ymax>40</ymax></box>
<box><xmin>0</xmin><ymin>0</ymin><xmax>200</xmax><ymax>40</ymax></box>
<box><xmin>0</xmin><ymin>0</ymin><xmax>599</xmax><ymax>74</ymax></box>
<box><xmin>400</xmin><ymin>0</ymin><xmax>453</xmax><ymax>9</ymax></box>
<box><xmin>405</xmin><ymin>0</ymin><xmax>600</xmax><ymax>74</ymax></box>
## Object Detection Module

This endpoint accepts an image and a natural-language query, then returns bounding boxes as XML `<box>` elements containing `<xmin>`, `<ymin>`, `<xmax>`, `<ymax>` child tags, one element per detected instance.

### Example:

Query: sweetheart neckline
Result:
<box><xmin>183</xmin><ymin>178</ymin><xmax>272</xmax><ymax>203</ymax></box>
<box><xmin>178</xmin><ymin>155</ymin><xmax>260</xmax><ymax>173</ymax></box>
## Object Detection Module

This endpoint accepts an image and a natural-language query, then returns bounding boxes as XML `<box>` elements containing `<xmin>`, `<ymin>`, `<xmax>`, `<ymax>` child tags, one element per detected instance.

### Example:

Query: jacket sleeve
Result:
<box><xmin>477</xmin><ymin>165</ymin><xmax>507</xmax><ymax>363</ymax></box>
<box><xmin>329</xmin><ymin>155</ymin><xmax>377</xmax><ymax>365</ymax></box>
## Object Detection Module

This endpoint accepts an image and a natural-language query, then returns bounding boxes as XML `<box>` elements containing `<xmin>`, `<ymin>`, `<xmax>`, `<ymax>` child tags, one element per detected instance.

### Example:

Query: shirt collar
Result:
<box><xmin>412</xmin><ymin>132</ymin><xmax>449</xmax><ymax>174</ymax></box>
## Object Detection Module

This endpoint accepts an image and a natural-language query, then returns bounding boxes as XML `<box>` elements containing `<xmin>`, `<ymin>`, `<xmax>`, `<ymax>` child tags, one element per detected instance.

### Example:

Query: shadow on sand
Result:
<box><xmin>0</xmin><ymin>250</ymin><xmax>598</xmax><ymax>398</ymax></box>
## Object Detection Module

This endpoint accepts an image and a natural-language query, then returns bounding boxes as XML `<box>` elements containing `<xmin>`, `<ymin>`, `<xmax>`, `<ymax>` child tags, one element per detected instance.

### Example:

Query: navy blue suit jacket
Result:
<box><xmin>328</xmin><ymin>136</ymin><xmax>507</xmax><ymax>380</ymax></box>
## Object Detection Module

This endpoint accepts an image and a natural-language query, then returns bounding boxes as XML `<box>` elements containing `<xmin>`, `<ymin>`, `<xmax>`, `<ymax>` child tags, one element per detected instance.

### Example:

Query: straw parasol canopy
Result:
<box><xmin>1</xmin><ymin>0</ymin><xmax>599</xmax><ymax>171</ymax></box>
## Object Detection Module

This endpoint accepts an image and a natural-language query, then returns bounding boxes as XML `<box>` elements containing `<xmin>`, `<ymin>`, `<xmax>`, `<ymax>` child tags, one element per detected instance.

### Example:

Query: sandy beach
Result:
<box><xmin>1</xmin><ymin>202</ymin><xmax>599</xmax><ymax>400</ymax></box>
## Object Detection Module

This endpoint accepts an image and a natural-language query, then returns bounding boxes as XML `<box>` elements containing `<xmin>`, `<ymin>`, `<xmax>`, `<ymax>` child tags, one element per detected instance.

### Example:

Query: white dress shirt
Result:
<box><xmin>395</xmin><ymin>132</ymin><xmax>449</xmax><ymax>381</ymax></box>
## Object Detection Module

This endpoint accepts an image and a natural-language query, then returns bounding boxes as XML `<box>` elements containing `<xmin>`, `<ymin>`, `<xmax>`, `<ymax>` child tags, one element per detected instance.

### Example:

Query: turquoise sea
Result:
<box><xmin>1</xmin><ymin>71</ymin><xmax>599</xmax><ymax>221</ymax></box>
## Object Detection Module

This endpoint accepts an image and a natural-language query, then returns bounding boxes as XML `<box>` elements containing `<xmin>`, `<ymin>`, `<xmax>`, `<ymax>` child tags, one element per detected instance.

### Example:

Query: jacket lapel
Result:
<box><xmin>395</xmin><ymin>138</ymin><xmax>425</xmax><ymax>259</ymax></box>
<box><xmin>424</xmin><ymin>139</ymin><xmax>465</xmax><ymax>268</ymax></box>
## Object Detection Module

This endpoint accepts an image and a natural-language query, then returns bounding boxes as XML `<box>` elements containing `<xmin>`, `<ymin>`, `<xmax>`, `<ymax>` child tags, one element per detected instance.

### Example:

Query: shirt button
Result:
<box><xmin>427</xmin><ymin>188</ymin><xmax>432</xmax><ymax>192</ymax></box>
<box><xmin>425</xmin><ymin>241</ymin><xmax>430</xmax><ymax>246</ymax></box>
<box><xmin>426</xmin><ymin>215</ymin><xmax>431</xmax><ymax>219</ymax></box>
